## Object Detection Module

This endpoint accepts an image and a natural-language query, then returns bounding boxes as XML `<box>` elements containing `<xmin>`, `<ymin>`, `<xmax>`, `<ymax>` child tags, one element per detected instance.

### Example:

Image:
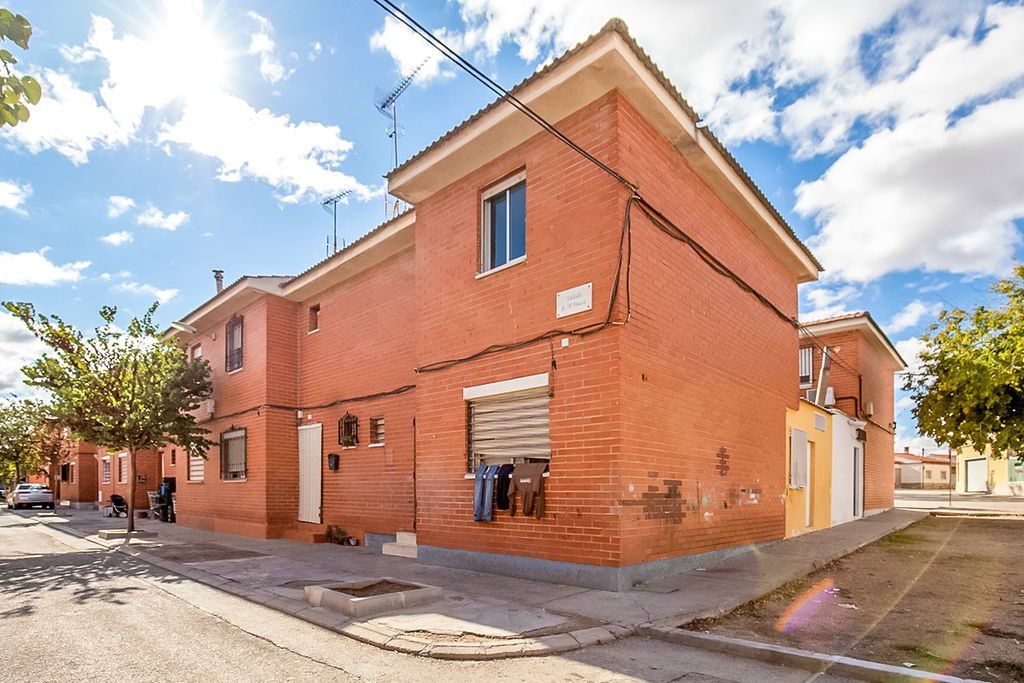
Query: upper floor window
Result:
<box><xmin>225</xmin><ymin>315</ymin><xmax>244</xmax><ymax>372</ymax></box>
<box><xmin>102</xmin><ymin>458</ymin><xmax>111</xmax><ymax>484</ymax></box>
<box><xmin>309</xmin><ymin>304</ymin><xmax>320</xmax><ymax>333</ymax></box>
<box><xmin>190</xmin><ymin>344</ymin><xmax>203</xmax><ymax>362</ymax></box>
<box><xmin>118</xmin><ymin>454</ymin><xmax>128</xmax><ymax>484</ymax></box>
<box><xmin>798</xmin><ymin>347</ymin><xmax>813</xmax><ymax>387</ymax></box>
<box><xmin>480</xmin><ymin>172</ymin><xmax>526</xmax><ymax>274</ymax></box>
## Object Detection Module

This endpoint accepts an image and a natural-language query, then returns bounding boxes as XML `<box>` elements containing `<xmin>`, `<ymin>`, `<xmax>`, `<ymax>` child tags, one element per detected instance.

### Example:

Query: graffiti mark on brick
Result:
<box><xmin>620</xmin><ymin>478</ymin><xmax>686</xmax><ymax>522</ymax></box>
<box><xmin>716</xmin><ymin>446</ymin><xmax>730</xmax><ymax>476</ymax></box>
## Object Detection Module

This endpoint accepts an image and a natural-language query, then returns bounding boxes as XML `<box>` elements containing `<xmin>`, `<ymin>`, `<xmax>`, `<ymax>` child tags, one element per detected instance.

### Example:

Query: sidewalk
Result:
<box><xmin>895</xmin><ymin>489</ymin><xmax>1024</xmax><ymax>516</ymax></box>
<box><xmin>27</xmin><ymin>507</ymin><xmax>924</xmax><ymax>661</ymax></box>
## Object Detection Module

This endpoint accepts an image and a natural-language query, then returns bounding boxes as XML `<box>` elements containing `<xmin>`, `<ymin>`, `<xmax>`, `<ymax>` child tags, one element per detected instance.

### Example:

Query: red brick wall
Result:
<box><xmin>61</xmin><ymin>441</ymin><xmax>98</xmax><ymax>504</ymax></box>
<box><xmin>295</xmin><ymin>248</ymin><xmax>417</xmax><ymax>540</ymax></box>
<box><xmin>615</xmin><ymin>92</ymin><xmax>798</xmax><ymax>564</ymax></box>
<box><xmin>97</xmin><ymin>448</ymin><xmax>161</xmax><ymax>509</ymax></box>
<box><xmin>413</xmin><ymin>92</ymin><xmax>626</xmax><ymax>566</ymax></box>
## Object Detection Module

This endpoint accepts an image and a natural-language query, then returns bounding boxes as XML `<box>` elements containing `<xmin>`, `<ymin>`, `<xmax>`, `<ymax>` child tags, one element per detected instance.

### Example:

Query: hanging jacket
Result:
<box><xmin>508</xmin><ymin>462</ymin><xmax>547</xmax><ymax>519</ymax></box>
<box><xmin>494</xmin><ymin>463</ymin><xmax>515</xmax><ymax>510</ymax></box>
<box><xmin>472</xmin><ymin>464</ymin><xmax>499</xmax><ymax>522</ymax></box>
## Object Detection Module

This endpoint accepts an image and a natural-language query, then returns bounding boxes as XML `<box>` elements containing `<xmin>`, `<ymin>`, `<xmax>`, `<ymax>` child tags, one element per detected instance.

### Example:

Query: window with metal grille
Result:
<box><xmin>188</xmin><ymin>454</ymin><xmax>204</xmax><ymax>481</ymax></box>
<box><xmin>481</xmin><ymin>173</ymin><xmax>526</xmax><ymax>273</ymax></box>
<box><xmin>102</xmin><ymin>458</ymin><xmax>111</xmax><ymax>484</ymax></box>
<box><xmin>225</xmin><ymin>316</ymin><xmax>243</xmax><ymax>372</ymax></box>
<box><xmin>339</xmin><ymin>413</ymin><xmax>358</xmax><ymax>447</ymax></box>
<box><xmin>798</xmin><ymin>347</ymin><xmax>813</xmax><ymax>387</ymax></box>
<box><xmin>118</xmin><ymin>454</ymin><xmax>128</xmax><ymax>483</ymax></box>
<box><xmin>69</xmin><ymin>463</ymin><xmax>75</xmax><ymax>483</ymax></box>
<box><xmin>467</xmin><ymin>387</ymin><xmax>550</xmax><ymax>469</ymax></box>
<box><xmin>369</xmin><ymin>416</ymin><xmax>385</xmax><ymax>445</ymax></box>
<box><xmin>220</xmin><ymin>429</ymin><xmax>246</xmax><ymax>480</ymax></box>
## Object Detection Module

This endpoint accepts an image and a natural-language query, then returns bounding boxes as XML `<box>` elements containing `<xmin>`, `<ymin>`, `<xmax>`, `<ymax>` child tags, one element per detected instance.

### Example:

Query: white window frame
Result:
<box><xmin>117</xmin><ymin>453</ymin><xmax>128</xmax><ymax>484</ymax></box>
<box><xmin>798</xmin><ymin>347</ymin><xmax>813</xmax><ymax>387</ymax></box>
<box><xmin>479</xmin><ymin>171</ymin><xmax>526</xmax><ymax>277</ymax></box>
<box><xmin>190</xmin><ymin>344</ymin><xmax>203</xmax><ymax>361</ymax></box>
<box><xmin>369</xmin><ymin>416</ymin><xmax>385</xmax><ymax>447</ymax></box>
<box><xmin>102</xmin><ymin>457</ymin><xmax>111</xmax><ymax>484</ymax></box>
<box><xmin>220</xmin><ymin>429</ymin><xmax>247</xmax><ymax>481</ymax></box>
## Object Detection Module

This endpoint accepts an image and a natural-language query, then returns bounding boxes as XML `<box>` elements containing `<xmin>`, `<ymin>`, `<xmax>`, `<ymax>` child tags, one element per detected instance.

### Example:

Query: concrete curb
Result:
<box><xmin>23</xmin><ymin>513</ymin><xmax>634</xmax><ymax>660</ymax></box>
<box><xmin>639</xmin><ymin>627</ymin><xmax>985</xmax><ymax>683</ymax></box>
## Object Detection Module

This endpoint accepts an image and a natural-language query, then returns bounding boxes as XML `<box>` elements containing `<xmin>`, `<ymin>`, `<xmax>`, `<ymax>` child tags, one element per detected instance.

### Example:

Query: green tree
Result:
<box><xmin>905</xmin><ymin>265</ymin><xmax>1024</xmax><ymax>463</ymax></box>
<box><xmin>3</xmin><ymin>302</ymin><xmax>213</xmax><ymax>532</ymax></box>
<box><xmin>0</xmin><ymin>398</ymin><xmax>43</xmax><ymax>489</ymax></box>
<box><xmin>1</xmin><ymin>8</ymin><xmax>41</xmax><ymax>128</ymax></box>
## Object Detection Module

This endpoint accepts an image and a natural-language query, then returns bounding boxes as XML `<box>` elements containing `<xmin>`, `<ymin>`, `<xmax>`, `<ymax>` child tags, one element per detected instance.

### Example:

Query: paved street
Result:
<box><xmin>0</xmin><ymin>510</ymin><xmax>859</xmax><ymax>683</ymax></box>
<box><xmin>895</xmin><ymin>489</ymin><xmax>1024</xmax><ymax>515</ymax></box>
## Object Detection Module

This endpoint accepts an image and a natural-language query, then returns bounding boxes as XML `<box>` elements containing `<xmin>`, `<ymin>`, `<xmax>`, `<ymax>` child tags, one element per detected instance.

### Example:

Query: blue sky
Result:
<box><xmin>3</xmin><ymin>1</ymin><xmax>1024</xmax><ymax>451</ymax></box>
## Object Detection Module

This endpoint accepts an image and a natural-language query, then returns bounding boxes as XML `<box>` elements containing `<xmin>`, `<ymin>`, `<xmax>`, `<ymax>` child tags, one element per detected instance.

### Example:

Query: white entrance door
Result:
<box><xmin>298</xmin><ymin>424</ymin><xmax>322</xmax><ymax>523</ymax></box>
<box><xmin>853</xmin><ymin>446</ymin><xmax>863</xmax><ymax>517</ymax></box>
<box><xmin>965</xmin><ymin>458</ymin><xmax>987</xmax><ymax>493</ymax></box>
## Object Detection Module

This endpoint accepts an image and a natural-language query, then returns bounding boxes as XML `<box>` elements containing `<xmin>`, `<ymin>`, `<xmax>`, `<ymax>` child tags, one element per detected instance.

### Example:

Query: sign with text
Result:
<box><xmin>556</xmin><ymin>282</ymin><xmax>593</xmax><ymax>318</ymax></box>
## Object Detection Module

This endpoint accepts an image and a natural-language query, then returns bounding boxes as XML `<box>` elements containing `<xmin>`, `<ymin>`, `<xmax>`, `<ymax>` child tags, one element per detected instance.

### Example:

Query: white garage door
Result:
<box><xmin>965</xmin><ymin>458</ymin><xmax>987</xmax><ymax>493</ymax></box>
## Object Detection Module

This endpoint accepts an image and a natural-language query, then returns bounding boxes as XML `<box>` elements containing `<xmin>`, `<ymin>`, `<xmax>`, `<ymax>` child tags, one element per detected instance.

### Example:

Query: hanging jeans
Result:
<box><xmin>472</xmin><ymin>464</ymin><xmax>499</xmax><ymax>522</ymax></box>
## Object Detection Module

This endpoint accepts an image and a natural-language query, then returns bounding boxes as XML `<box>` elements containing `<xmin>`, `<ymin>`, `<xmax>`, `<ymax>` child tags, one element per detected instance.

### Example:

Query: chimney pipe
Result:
<box><xmin>213</xmin><ymin>269</ymin><xmax>224</xmax><ymax>294</ymax></box>
<box><xmin>904</xmin><ymin>446</ymin><xmax>909</xmax><ymax>453</ymax></box>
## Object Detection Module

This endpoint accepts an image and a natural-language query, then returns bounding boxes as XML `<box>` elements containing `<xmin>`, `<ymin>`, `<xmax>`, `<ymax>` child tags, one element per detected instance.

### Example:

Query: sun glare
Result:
<box><xmin>147</xmin><ymin>1</ymin><xmax>231</xmax><ymax>101</ymax></box>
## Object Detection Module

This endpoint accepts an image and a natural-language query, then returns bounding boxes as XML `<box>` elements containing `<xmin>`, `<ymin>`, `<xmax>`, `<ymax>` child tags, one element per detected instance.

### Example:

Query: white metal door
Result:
<box><xmin>298</xmin><ymin>424</ymin><xmax>322</xmax><ymax>523</ymax></box>
<box><xmin>965</xmin><ymin>458</ymin><xmax>987</xmax><ymax>493</ymax></box>
<box><xmin>853</xmin><ymin>446</ymin><xmax>863</xmax><ymax>517</ymax></box>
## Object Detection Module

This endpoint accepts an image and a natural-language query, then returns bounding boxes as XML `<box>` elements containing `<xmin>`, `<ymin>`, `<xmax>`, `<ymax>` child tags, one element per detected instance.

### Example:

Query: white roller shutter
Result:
<box><xmin>790</xmin><ymin>428</ymin><xmax>809</xmax><ymax>488</ymax></box>
<box><xmin>468</xmin><ymin>387</ymin><xmax>550</xmax><ymax>468</ymax></box>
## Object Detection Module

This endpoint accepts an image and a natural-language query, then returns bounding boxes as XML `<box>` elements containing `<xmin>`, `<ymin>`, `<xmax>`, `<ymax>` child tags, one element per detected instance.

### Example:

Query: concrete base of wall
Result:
<box><xmin>417</xmin><ymin>542</ymin><xmax>772</xmax><ymax>592</ymax></box>
<box><xmin>61</xmin><ymin>501</ymin><xmax>98</xmax><ymax>510</ymax></box>
<box><xmin>364</xmin><ymin>533</ymin><xmax>396</xmax><ymax>551</ymax></box>
<box><xmin>175</xmin><ymin>513</ymin><xmax>276</xmax><ymax>539</ymax></box>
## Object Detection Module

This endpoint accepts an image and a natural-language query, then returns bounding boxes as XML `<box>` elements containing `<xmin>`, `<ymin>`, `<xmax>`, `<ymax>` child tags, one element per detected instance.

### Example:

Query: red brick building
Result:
<box><xmin>96</xmin><ymin>448</ymin><xmax>162</xmax><ymax>511</ymax></box>
<box><xmin>797</xmin><ymin>313</ymin><xmax>905</xmax><ymax>514</ymax></box>
<box><xmin>57</xmin><ymin>440</ymin><xmax>99</xmax><ymax>508</ymax></box>
<box><xmin>167</xmin><ymin>21</ymin><xmax>826</xmax><ymax>589</ymax></box>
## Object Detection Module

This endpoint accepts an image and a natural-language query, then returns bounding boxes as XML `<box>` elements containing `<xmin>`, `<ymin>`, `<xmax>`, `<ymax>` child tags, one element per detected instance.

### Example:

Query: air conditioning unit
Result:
<box><xmin>805</xmin><ymin>389</ymin><xmax>818</xmax><ymax>402</ymax></box>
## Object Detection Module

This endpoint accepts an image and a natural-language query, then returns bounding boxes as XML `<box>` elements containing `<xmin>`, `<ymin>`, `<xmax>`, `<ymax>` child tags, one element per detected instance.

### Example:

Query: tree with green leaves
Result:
<box><xmin>1</xmin><ymin>8</ymin><xmax>41</xmax><ymax>128</ymax></box>
<box><xmin>3</xmin><ymin>302</ymin><xmax>213</xmax><ymax>532</ymax></box>
<box><xmin>0</xmin><ymin>398</ymin><xmax>44</xmax><ymax>489</ymax></box>
<box><xmin>904</xmin><ymin>265</ymin><xmax>1024</xmax><ymax>464</ymax></box>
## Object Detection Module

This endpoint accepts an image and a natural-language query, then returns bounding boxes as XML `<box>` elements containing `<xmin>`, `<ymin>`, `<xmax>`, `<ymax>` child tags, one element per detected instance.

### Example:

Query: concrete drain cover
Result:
<box><xmin>305</xmin><ymin>577</ymin><xmax>443</xmax><ymax>618</ymax></box>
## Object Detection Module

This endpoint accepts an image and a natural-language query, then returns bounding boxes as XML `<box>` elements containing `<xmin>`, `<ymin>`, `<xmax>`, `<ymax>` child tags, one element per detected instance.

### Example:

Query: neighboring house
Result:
<box><xmin>165</xmin><ymin>20</ymin><xmax>824</xmax><ymax>590</ymax></box>
<box><xmin>956</xmin><ymin>446</ymin><xmax>1024</xmax><ymax>496</ymax></box>
<box><xmin>58</xmin><ymin>440</ymin><xmax>100</xmax><ymax>508</ymax></box>
<box><xmin>96</xmin><ymin>448</ymin><xmax>162</xmax><ymax>510</ymax></box>
<box><xmin>786</xmin><ymin>312</ymin><xmax>905</xmax><ymax>537</ymax></box>
<box><xmin>894</xmin><ymin>450</ymin><xmax>953</xmax><ymax>490</ymax></box>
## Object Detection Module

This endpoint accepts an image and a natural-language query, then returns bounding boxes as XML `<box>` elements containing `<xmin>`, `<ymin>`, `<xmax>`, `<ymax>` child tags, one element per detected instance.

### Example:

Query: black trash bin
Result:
<box><xmin>160</xmin><ymin>477</ymin><xmax>176</xmax><ymax>523</ymax></box>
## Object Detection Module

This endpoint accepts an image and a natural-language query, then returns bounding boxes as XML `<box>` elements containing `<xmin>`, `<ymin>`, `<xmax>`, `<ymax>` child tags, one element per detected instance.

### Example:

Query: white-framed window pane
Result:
<box><xmin>481</xmin><ymin>177</ymin><xmax>526</xmax><ymax>272</ymax></box>
<box><xmin>102</xmin><ymin>459</ymin><xmax>111</xmax><ymax>484</ymax></box>
<box><xmin>370</xmin><ymin>417</ymin><xmax>385</xmax><ymax>445</ymax></box>
<box><xmin>798</xmin><ymin>347</ymin><xmax>813</xmax><ymax>386</ymax></box>
<box><xmin>468</xmin><ymin>387</ymin><xmax>550</xmax><ymax>469</ymax></box>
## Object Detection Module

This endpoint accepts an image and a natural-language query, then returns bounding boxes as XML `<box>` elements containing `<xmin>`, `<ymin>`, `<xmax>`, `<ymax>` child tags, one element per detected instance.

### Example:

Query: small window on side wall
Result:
<box><xmin>225</xmin><ymin>315</ymin><xmax>244</xmax><ymax>372</ymax></box>
<box><xmin>309</xmin><ymin>304</ymin><xmax>320</xmax><ymax>333</ymax></box>
<box><xmin>339</xmin><ymin>413</ymin><xmax>358</xmax><ymax>448</ymax></box>
<box><xmin>190</xmin><ymin>344</ymin><xmax>203</xmax><ymax>362</ymax></box>
<box><xmin>481</xmin><ymin>173</ymin><xmax>526</xmax><ymax>273</ymax></box>
<box><xmin>221</xmin><ymin>429</ymin><xmax>246</xmax><ymax>480</ymax></box>
<box><xmin>370</xmin><ymin>417</ymin><xmax>385</xmax><ymax>446</ymax></box>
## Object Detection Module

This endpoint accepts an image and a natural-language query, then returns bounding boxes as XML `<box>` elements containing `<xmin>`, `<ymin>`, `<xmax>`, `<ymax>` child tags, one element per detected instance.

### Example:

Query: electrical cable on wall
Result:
<box><xmin>203</xmin><ymin>384</ymin><xmax>416</xmax><ymax>424</ymax></box>
<box><xmin>369</xmin><ymin>0</ymin><xmax>802</xmax><ymax>374</ymax></box>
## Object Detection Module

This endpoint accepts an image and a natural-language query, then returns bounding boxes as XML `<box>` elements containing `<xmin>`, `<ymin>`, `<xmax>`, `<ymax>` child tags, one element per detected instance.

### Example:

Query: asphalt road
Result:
<box><xmin>895</xmin><ymin>489</ymin><xmax>1024</xmax><ymax>514</ymax></box>
<box><xmin>0</xmin><ymin>510</ymin><xmax>853</xmax><ymax>683</ymax></box>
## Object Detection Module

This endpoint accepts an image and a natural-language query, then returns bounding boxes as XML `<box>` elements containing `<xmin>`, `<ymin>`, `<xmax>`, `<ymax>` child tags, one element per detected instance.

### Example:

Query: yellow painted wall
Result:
<box><xmin>957</xmin><ymin>445</ymin><xmax>1010</xmax><ymax>493</ymax></box>
<box><xmin>785</xmin><ymin>401</ymin><xmax>833</xmax><ymax>537</ymax></box>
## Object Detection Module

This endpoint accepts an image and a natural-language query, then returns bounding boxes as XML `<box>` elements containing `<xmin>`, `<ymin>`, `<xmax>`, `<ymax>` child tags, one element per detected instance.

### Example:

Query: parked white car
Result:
<box><xmin>6</xmin><ymin>484</ymin><xmax>55</xmax><ymax>510</ymax></box>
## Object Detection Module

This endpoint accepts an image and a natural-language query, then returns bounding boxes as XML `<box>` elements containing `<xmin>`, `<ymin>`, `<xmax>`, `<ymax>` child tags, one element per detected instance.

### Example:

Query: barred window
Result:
<box><xmin>118</xmin><ymin>454</ymin><xmax>128</xmax><ymax>483</ymax></box>
<box><xmin>339</xmin><ymin>413</ymin><xmax>358</xmax><ymax>447</ymax></box>
<box><xmin>220</xmin><ymin>429</ymin><xmax>246</xmax><ymax>480</ymax></box>
<box><xmin>370</xmin><ymin>416</ymin><xmax>385</xmax><ymax>445</ymax></box>
<box><xmin>102</xmin><ymin>458</ymin><xmax>111</xmax><ymax>484</ymax></box>
<box><xmin>467</xmin><ymin>387</ymin><xmax>550</xmax><ymax>469</ymax></box>
<box><xmin>69</xmin><ymin>463</ymin><xmax>75</xmax><ymax>483</ymax></box>
<box><xmin>225</xmin><ymin>315</ymin><xmax>244</xmax><ymax>372</ymax></box>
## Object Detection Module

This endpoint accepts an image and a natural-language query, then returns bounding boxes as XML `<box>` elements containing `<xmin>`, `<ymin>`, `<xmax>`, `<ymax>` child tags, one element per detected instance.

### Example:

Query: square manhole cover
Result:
<box><xmin>145</xmin><ymin>543</ymin><xmax>267</xmax><ymax>563</ymax></box>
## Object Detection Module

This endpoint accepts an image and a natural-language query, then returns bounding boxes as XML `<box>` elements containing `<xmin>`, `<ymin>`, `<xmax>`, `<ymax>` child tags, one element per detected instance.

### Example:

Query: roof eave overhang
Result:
<box><xmin>280</xmin><ymin>211</ymin><xmax>415</xmax><ymax>301</ymax></box>
<box><xmin>388</xmin><ymin>31</ymin><xmax>820</xmax><ymax>284</ymax></box>
<box><xmin>801</xmin><ymin>315</ymin><xmax>907</xmax><ymax>369</ymax></box>
<box><xmin>165</xmin><ymin>277</ymin><xmax>290</xmax><ymax>341</ymax></box>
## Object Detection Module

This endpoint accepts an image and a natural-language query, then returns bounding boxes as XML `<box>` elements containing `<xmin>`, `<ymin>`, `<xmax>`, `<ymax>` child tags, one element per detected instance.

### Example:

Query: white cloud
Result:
<box><xmin>136</xmin><ymin>206</ymin><xmax>190</xmax><ymax>231</ymax></box>
<box><xmin>248</xmin><ymin>12</ymin><xmax>294</xmax><ymax>84</ymax></box>
<box><xmin>895</xmin><ymin>395</ymin><xmax>915</xmax><ymax>412</ymax></box>
<box><xmin>100</xmin><ymin>230</ymin><xmax>134</xmax><ymax>246</ymax></box>
<box><xmin>2</xmin><ymin>68</ymin><xmax>125</xmax><ymax>164</ymax></box>
<box><xmin>0</xmin><ymin>248</ymin><xmax>90</xmax><ymax>286</ymax></box>
<box><xmin>896</xmin><ymin>336</ymin><xmax>927</xmax><ymax>372</ymax></box>
<box><xmin>308</xmin><ymin>41</ymin><xmax>323</xmax><ymax>61</ymax></box>
<box><xmin>0</xmin><ymin>311</ymin><xmax>46</xmax><ymax>397</ymax></box>
<box><xmin>799</xmin><ymin>283</ymin><xmax>861</xmax><ymax>321</ymax></box>
<box><xmin>886</xmin><ymin>300</ymin><xmax>942</xmax><ymax>333</ymax></box>
<box><xmin>112</xmin><ymin>281</ymin><xmax>179</xmax><ymax>304</ymax></box>
<box><xmin>107</xmin><ymin>195</ymin><xmax>135</xmax><ymax>218</ymax></box>
<box><xmin>159</xmin><ymin>92</ymin><xmax>375</xmax><ymax>203</ymax></box>
<box><xmin>0</xmin><ymin>179</ymin><xmax>31</xmax><ymax>215</ymax></box>
<box><xmin>370</xmin><ymin>16</ymin><xmax>449</xmax><ymax>83</ymax></box>
<box><xmin>799</xmin><ymin>92</ymin><xmax>1024</xmax><ymax>282</ymax></box>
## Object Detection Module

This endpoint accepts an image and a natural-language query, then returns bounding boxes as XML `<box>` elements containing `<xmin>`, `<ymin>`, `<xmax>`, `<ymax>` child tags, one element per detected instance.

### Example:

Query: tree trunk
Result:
<box><xmin>126</xmin><ymin>446</ymin><xmax>137</xmax><ymax>534</ymax></box>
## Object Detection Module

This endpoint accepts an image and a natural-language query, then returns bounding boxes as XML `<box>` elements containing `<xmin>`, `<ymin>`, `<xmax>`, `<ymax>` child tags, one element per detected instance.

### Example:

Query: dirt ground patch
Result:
<box><xmin>144</xmin><ymin>543</ymin><xmax>267</xmax><ymax>563</ymax></box>
<box><xmin>685</xmin><ymin>517</ymin><xmax>1024</xmax><ymax>682</ymax></box>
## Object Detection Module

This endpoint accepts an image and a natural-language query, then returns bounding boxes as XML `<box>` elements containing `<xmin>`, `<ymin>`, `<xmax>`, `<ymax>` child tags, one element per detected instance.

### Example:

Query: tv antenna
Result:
<box><xmin>374</xmin><ymin>58</ymin><xmax>428</xmax><ymax>171</ymax></box>
<box><xmin>321</xmin><ymin>189</ymin><xmax>352</xmax><ymax>254</ymax></box>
